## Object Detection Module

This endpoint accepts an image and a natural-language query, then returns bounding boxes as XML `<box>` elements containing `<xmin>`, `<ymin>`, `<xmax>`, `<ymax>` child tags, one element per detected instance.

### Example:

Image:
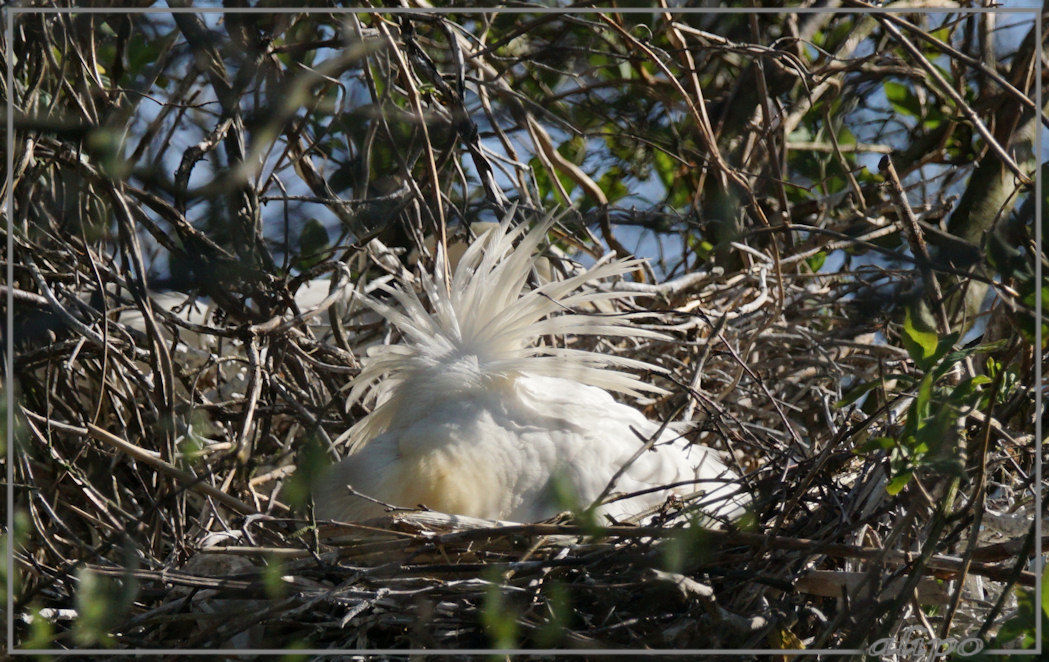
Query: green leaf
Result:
<box><xmin>663</xmin><ymin>521</ymin><xmax>716</xmax><ymax>573</ymax></box>
<box><xmin>886</xmin><ymin>470</ymin><xmax>913</xmax><ymax>495</ymax></box>
<box><xmin>928</xmin><ymin>27</ymin><xmax>950</xmax><ymax>44</ymax></box>
<box><xmin>913</xmin><ymin>373</ymin><xmax>933</xmax><ymax>428</ymax></box>
<box><xmin>653</xmin><ymin>149</ymin><xmax>676</xmax><ymax>190</ymax></box>
<box><xmin>686</xmin><ymin>234</ymin><xmax>715</xmax><ymax>261</ymax></box>
<box><xmin>921</xmin><ymin>331</ymin><xmax>961</xmax><ymax>376</ymax></box>
<box><xmin>530</xmin><ymin>157</ymin><xmax>576</xmax><ymax>205</ymax></box>
<box><xmin>901</xmin><ymin>307</ymin><xmax>939</xmax><ymax>365</ymax></box>
<box><xmin>530</xmin><ymin>156</ymin><xmax>554</xmax><ymax>202</ymax></box>
<box><xmin>949</xmin><ymin>376</ymin><xmax>985</xmax><ymax>405</ymax></box>
<box><xmin>806</xmin><ymin>251</ymin><xmax>827</xmax><ymax>273</ymax></box>
<box><xmin>176</xmin><ymin>433</ymin><xmax>205</xmax><ymax>468</ymax></box>
<box><xmin>855</xmin><ymin>436</ymin><xmax>896</xmax><ymax>454</ymax></box>
<box><xmin>914</xmin><ymin>401</ymin><xmax>955</xmax><ymax>452</ymax></box>
<box><xmin>922</xmin><ymin>105</ymin><xmax>945</xmax><ymax>130</ymax></box>
<box><xmin>883</xmin><ymin>81</ymin><xmax>922</xmax><ymax>118</ymax></box>
<box><xmin>1042</xmin><ymin>564</ymin><xmax>1049</xmax><ymax>616</ymax></box>
<box><xmin>931</xmin><ymin>338</ymin><xmax>1008</xmax><ymax>380</ymax></box>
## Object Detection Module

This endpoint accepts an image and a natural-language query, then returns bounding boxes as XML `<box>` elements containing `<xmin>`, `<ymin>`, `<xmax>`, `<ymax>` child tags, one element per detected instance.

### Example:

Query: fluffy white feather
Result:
<box><xmin>316</xmin><ymin>214</ymin><xmax>745</xmax><ymax>523</ymax></box>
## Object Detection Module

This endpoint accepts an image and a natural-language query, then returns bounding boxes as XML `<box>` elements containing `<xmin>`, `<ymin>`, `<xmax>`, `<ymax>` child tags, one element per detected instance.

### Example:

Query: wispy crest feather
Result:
<box><xmin>342</xmin><ymin>212</ymin><xmax>667</xmax><ymax>448</ymax></box>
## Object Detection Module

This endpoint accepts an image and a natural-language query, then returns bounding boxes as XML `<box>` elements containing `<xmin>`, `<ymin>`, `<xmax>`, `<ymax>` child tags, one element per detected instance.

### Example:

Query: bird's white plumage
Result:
<box><xmin>316</xmin><ymin>214</ymin><xmax>745</xmax><ymax>523</ymax></box>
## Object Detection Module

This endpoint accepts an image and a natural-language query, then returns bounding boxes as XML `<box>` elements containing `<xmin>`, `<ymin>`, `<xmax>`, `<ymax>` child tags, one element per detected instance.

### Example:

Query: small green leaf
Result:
<box><xmin>806</xmin><ymin>251</ymin><xmax>827</xmax><ymax>273</ymax></box>
<box><xmin>176</xmin><ymin>433</ymin><xmax>205</xmax><ymax>469</ymax></box>
<box><xmin>886</xmin><ymin>471</ymin><xmax>913</xmax><ymax>495</ymax></box>
<box><xmin>901</xmin><ymin>308</ymin><xmax>939</xmax><ymax>365</ymax></box>
<box><xmin>654</xmin><ymin>150</ymin><xmax>676</xmax><ymax>190</ymax></box>
<box><xmin>883</xmin><ymin>81</ymin><xmax>922</xmax><ymax>117</ymax></box>
<box><xmin>931</xmin><ymin>331</ymin><xmax>960</xmax><ymax>363</ymax></box>
<box><xmin>928</xmin><ymin>27</ymin><xmax>950</xmax><ymax>44</ymax></box>
<box><xmin>950</xmin><ymin>376</ymin><xmax>986</xmax><ymax>405</ymax></box>
<box><xmin>855</xmin><ymin>436</ymin><xmax>896</xmax><ymax>454</ymax></box>
<box><xmin>932</xmin><ymin>338</ymin><xmax>1007</xmax><ymax>380</ymax></box>
<box><xmin>1041</xmin><ymin>565</ymin><xmax>1049</xmax><ymax>616</ymax></box>
<box><xmin>530</xmin><ymin>156</ymin><xmax>554</xmax><ymax>202</ymax></box>
<box><xmin>914</xmin><ymin>403</ymin><xmax>955</xmax><ymax>454</ymax></box>
<box><xmin>914</xmin><ymin>373</ymin><xmax>933</xmax><ymax>427</ymax></box>
<box><xmin>686</xmin><ymin>235</ymin><xmax>715</xmax><ymax>261</ymax></box>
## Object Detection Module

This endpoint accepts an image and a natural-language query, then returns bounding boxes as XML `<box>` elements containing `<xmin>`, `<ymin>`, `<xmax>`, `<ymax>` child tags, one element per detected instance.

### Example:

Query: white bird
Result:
<box><xmin>315</xmin><ymin>214</ymin><xmax>745</xmax><ymax>524</ymax></box>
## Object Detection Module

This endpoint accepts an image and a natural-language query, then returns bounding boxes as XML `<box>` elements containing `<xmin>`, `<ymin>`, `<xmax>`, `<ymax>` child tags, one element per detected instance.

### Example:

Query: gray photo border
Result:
<box><xmin>3</xmin><ymin>2</ymin><xmax>1043</xmax><ymax>657</ymax></box>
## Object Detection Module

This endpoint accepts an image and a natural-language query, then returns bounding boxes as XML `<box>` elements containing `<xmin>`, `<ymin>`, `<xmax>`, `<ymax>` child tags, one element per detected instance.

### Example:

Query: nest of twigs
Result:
<box><xmin>9</xmin><ymin>243</ymin><xmax>1039</xmax><ymax>655</ymax></box>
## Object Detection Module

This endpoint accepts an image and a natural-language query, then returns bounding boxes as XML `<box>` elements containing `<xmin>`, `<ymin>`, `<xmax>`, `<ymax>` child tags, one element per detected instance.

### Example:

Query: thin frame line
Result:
<box><xmin>6</xmin><ymin>647</ymin><xmax>1038</xmax><ymax>657</ymax></box>
<box><xmin>5</xmin><ymin>5</ymin><xmax>1043</xmax><ymax>13</ymax></box>
<box><xmin>1034</xmin><ymin>6</ymin><xmax>1044</xmax><ymax>658</ymax></box>
<box><xmin>4</xmin><ymin>3</ymin><xmax>1043</xmax><ymax>657</ymax></box>
<box><xmin>15</xmin><ymin>648</ymin><xmax>857</xmax><ymax>656</ymax></box>
<box><xmin>5</xmin><ymin>2</ymin><xmax>14</xmax><ymax>656</ymax></box>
